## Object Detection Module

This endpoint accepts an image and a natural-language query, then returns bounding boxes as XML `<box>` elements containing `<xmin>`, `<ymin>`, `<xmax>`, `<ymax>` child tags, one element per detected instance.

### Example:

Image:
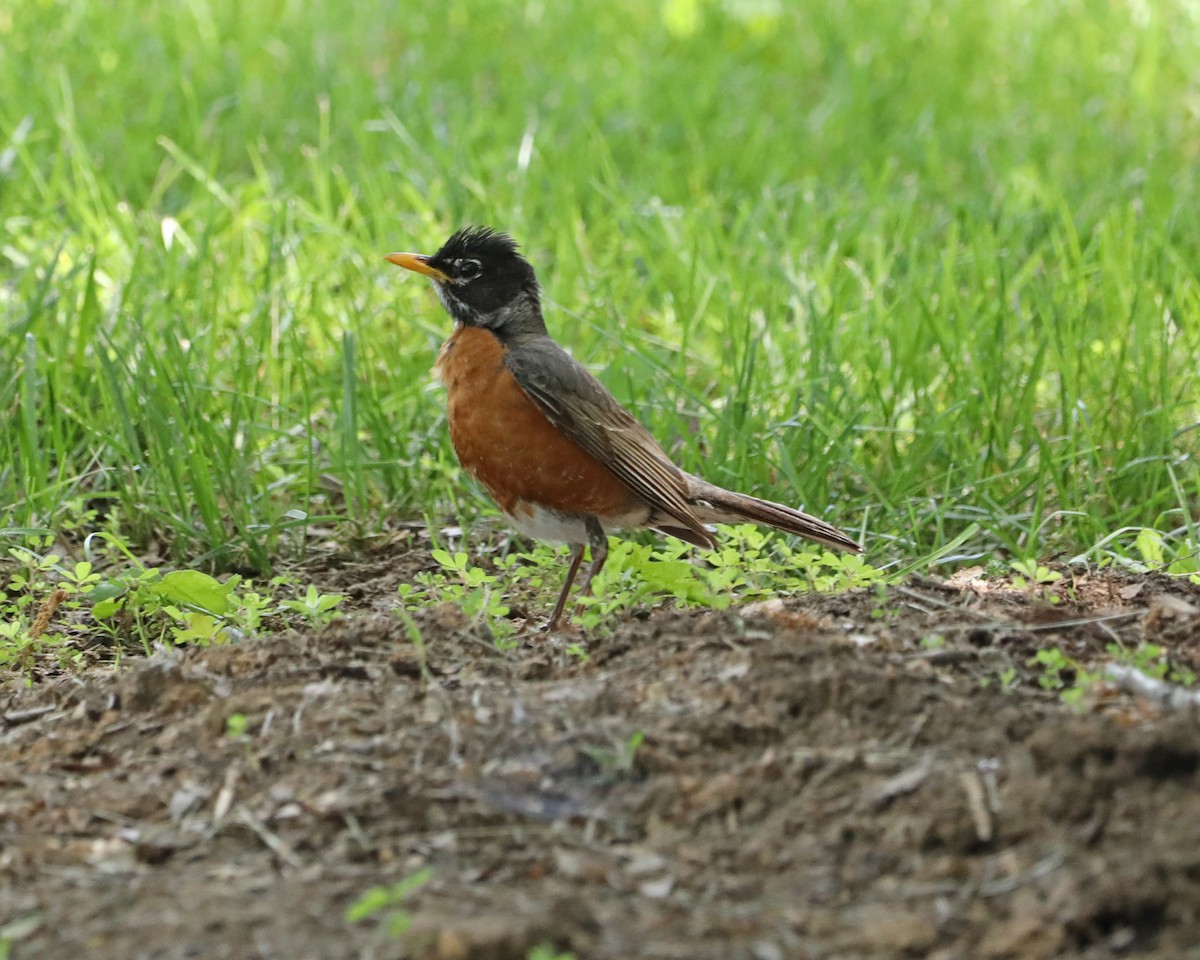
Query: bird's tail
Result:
<box><xmin>684</xmin><ymin>475</ymin><xmax>861</xmax><ymax>553</ymax></box>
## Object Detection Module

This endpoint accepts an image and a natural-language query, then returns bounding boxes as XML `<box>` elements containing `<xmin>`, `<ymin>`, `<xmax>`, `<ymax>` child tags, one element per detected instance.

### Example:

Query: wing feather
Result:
<box><xmin>503</xmin><ymin>338</ymin><xmax>713</xmax><ymax>545</ymax></box>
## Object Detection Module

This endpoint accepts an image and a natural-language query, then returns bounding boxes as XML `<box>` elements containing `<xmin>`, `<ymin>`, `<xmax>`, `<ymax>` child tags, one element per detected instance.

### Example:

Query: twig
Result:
<box><xmin>895</xmin><ymin>587</ymin><xmax>1148</xmax><ymax>641</ymax></box>
<box><xmin>959</xmin><ymin>770</ymin><xmax>993</xmax><ymax>842</ymax></box>
<box><xmin>1105</xmin><ymin>663</ymin><xmax>1200</xmax><ymax>711</ymax></box>
<box><xmin>904</xmin><ymin>648</ymin><xmax>984</xmax><ymax>665</ymax></box>
<box><xmin>980</xmin><ymin>849</ymin><xmax>1066</xmax><ymax>897</ymax></box>
<box><xmin>212</xmin><ymin>763</ymin><xmax>241</xmax><ymax>821</ymax></box>
<box><xmin>863</xmin><ymin>754</ymin><xmax>933</xmax><ymax>808</ymax></box>
<box><xmin>3</xmin><ymin>704</ymin><xmax>57</xmax><ymax>725</ymax></box>
<box><xmin>1002</xmin><ymin>611</ymin><xmax>1145</xmax><ymax>633</ymax></box>
<box><xmin>235</xmin><ymin>806</ymin><xmax>302</xmax><ymax>869</ymax></box>
<box><xmin>895</xmin><ymin>586</ymin><xmax>993</xmax><ymax>618</ymax></box>
<box><xmin>925</xmin><ymin>610</ymin><xmax>1144</xmax><ymax>636</ymax></box>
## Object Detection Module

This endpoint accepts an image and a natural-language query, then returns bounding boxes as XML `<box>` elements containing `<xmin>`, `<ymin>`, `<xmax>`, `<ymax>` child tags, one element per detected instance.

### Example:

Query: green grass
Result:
<box><xmin>2</xmin><ymin>0</ymin><xmax>1198</xmax><ymax>574</ymax></box>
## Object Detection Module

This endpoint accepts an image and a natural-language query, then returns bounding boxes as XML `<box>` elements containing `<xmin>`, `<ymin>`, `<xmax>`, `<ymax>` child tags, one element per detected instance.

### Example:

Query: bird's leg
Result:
<box><xmin>574</xmin><ymin>517</ymin><xmax>610</xmax><ymax>606</ymax></box>
<box><xmin>546</xmin><ymin>543</ymin><xmax>587</xmax><ymax>632</ymax></box>
<box><xmin>546</xmin><ymin>520</ymin><xmax>609</xmax><ymax>632</ymax></box>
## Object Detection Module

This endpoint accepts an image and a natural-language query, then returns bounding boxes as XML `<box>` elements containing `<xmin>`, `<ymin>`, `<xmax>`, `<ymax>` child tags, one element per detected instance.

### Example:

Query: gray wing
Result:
<box><xmin>503</xmin><ymin>337</ymin><xmax>714</xmax><ymax>546</ymax></box>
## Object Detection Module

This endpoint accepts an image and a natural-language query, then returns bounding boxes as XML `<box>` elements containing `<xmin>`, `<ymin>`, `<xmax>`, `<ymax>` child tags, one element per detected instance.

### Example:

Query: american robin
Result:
<box><xmin>386</xmin><ymin>226</ymin><xmax>861</xmax><ymax>630</ymax></box>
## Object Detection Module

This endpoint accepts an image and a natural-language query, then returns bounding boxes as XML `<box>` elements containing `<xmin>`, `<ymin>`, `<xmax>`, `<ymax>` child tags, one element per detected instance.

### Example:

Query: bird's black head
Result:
<box><xmin>386</xmin><ymin>226</ymin><xmax>545</xmax><ymax>339</ymax></box>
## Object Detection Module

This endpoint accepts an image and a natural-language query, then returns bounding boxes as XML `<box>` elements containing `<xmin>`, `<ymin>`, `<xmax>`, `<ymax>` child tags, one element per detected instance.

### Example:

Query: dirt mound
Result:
<box><xmin>3</xmin><ymin>558</ymin><xmax>1200</xmax><ymax>959</ymax></box>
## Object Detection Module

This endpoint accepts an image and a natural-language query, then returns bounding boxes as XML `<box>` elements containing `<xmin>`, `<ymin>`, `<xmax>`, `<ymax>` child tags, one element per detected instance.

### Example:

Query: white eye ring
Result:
<box><xmin>456</xmin><ymin>258</ymin><xmax>482</xmax><ymax>281</ymax></box>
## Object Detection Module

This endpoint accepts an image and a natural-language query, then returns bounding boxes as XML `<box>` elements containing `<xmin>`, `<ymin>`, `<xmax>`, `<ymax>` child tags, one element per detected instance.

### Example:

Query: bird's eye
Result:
<box><xmin>456</xmin><ymin>258</ymin><xmax>482</xmax><ymax>281</ymax></box>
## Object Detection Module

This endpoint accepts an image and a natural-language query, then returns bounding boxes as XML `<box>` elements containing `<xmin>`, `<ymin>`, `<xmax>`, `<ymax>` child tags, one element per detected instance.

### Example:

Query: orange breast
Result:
<box><xmin>435</xmin><ymin>326</ymin><xmax>638</xmax><ymax>520</ymax></box>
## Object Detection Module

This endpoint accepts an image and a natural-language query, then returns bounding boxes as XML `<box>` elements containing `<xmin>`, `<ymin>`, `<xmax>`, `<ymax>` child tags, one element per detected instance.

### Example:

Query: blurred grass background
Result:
<box><xmin>1</xmin><ymin>0</ymin><xmax>1198</xmax><ymax>572</ymax></box>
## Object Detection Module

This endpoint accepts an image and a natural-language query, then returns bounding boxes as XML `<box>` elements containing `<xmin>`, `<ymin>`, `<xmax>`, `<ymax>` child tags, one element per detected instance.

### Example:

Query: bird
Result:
<box><xmin>386</xmin><ymin>226</ymin><xmax>861</xmax><ymax>630</ymax></box>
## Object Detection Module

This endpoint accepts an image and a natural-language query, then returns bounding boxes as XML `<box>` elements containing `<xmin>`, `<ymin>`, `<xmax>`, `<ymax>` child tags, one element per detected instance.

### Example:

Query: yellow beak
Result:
<box><xmin>384</xmin><ymin>251</ymin><xmax>451</xmax><ymax>283</ymax></box>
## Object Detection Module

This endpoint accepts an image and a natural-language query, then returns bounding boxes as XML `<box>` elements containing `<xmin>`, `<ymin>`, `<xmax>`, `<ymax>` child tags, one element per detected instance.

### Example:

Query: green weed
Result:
<box><xmin>526</xmin><ymin>947</ymin><xmax>577</xmax><ymax>960</ymax></box>
<box><xmin>225</xmin><ymin>713</ymin><xmax>249</xmax><ymax>738</ymax></box>
<box><xmin>1010</xmin><ymin>558</ymin><xmax>1066</xmax><ymax>603</ymax></box>
<box><xmin>0</xmin><ymin>533</ymin><xmax>344</xmax><ymax>674</ymax></box>
<box><xmin>395</xmin><ymin>526</ymin><xmax>883</xmax><ymax>639</ymax></box>
<box><xmin>583</xmin><ymin>730</ymin><xmax>646</xmax><ymax>779</ymax></box>
<box><xmin>399</xmin><ymin>548</ymin><xmax>516</xmax><ymax>644</ymax></box>
<box><xmin>345</xmin><ymin>868</ymin><xmax>433</xmax><ymax>940</ymax></box>
<box><xmin>279</xmin><ymin>584</ymin><xmax>345</xmax><ymax>628</ymax></box>
<box><xmin>1027</xmin><ymin>647</ymin><xmax>1100</xmax><ymax>708</ymax></box>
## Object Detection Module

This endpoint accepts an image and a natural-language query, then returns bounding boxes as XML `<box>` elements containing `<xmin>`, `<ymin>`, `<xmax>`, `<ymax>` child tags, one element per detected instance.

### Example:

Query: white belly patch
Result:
<box><xmin>505</xmin><ymin>501</ymin><xmax>649</xmax><ymax>545</ymax></box>
<box><xmin>507</xmin><ymin>504</ymin><xmax>590</xmax><ymax>544</ymax></box>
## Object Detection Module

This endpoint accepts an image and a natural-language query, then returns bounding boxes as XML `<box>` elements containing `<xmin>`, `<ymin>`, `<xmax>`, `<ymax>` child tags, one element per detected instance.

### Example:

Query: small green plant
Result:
<box><xmin>226</xmin><ymin>713</ymin><xmax>249</xmax><ymax>737</ymax></box>
<box><xmin>573</xmin><ymin>526</ymin><xmax>883</xmax><ymax>630</ymax></box>
<box><xmin>1010</xmin><ymin>559</ymin><xmax>1063</xmax><ymax>586</ymax></box>
<box><xmin>574</xmin><ymin>541</ymin><xmax>679</xmax><ymax>630</ymax></box>
<box><xmin>1128</xmin><ymin>527</ymin><xmax>1200</xmax><ymax>576</ymax></box>
<box><xmin>584</xmin><ymin>730</ymin><xmax>645</xmax><ymax>778</ymax></box>
<box><xmin>527</xmin><ymin>947</ymin><xmax>577</xmax><ymax>960</ymax></box>
<box><xmin>1027</xmin><ymin>647</ymin><xmax>1098</xmax><ymax>707</ymax></box>
<box><xmin>91</xmin><ymin>567</ymin><xmax>246</xmax><ymax>648</ymax></box>
<box><xmin>1028</xmin><ymin>648</ymin><xmax>1075</xmax><ymax>691</ymax></box>
<box><xmin>1078</xmin><ymin>527</ymin><xmax>1200</xmax><ymax>578</ymax></box>
<box><xmin>1010</xmin><ymin>559</ymin><xmax>1064</xmax><ymax>602</ymax></box>
<box><xmin>394</xmin><ymin>529</ymin><xmax>885</xmax><ymax>637</ymax></box>
<box><xmin>345</xmin><ymin>868</ymin><xmax>433</xmax><ymax>939</ymax></box>
<box><xmin>399</xmin><ymin>549</ymin><xmax>516</xmax><ymax>644</ymax></box>
<box><xmin>702</xmin><ymin>525</ymin><xmax>884</xmax><ymax>602</ymax></box>
<box><xmin>279</xmin><ymin>584</ymin><xmax>345</xmax><ymax>627</ymax></box>
<box><xmin>0</xmin><ymin>542</ymin><xmax>108</xmax><ymax>673</ymax></box>
<box><xmin>0</xmin><ymin>537</ymin><xmax>355</xmax><ymax>674</ymax></box>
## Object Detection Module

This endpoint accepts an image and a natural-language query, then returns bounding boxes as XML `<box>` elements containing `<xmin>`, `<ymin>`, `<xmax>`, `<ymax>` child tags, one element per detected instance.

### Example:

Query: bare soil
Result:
<box><xmin>4</xmin><ymin>544</ymin><xmax>1200</xmax><ymax>960</ymax></box>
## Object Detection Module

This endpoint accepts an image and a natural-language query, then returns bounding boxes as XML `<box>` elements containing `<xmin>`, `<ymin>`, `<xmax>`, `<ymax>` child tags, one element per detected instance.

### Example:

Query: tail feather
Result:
<box><xmin>683</xmin><ymin>476</ymin><xmax>861</xmax><ymax>553</ymax></box>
